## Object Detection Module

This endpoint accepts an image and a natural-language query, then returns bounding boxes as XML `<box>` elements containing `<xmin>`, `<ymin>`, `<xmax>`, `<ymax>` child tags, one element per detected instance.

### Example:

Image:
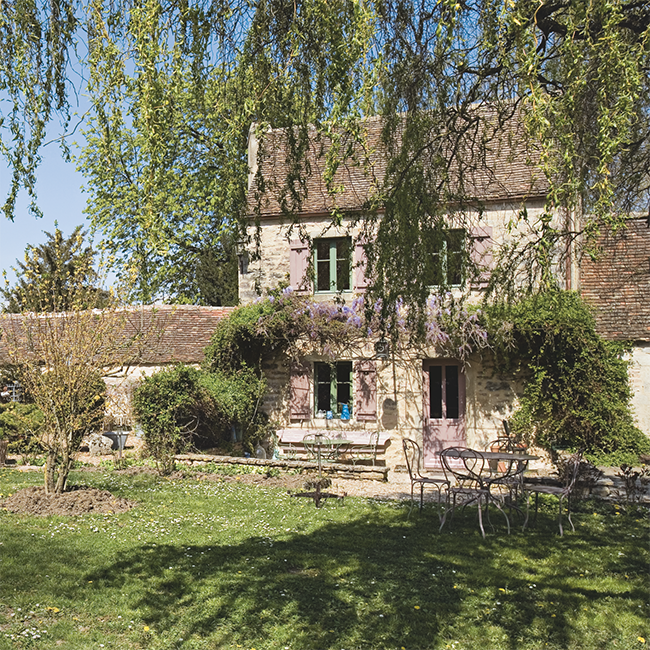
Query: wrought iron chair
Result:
<box><xmin>402</xmin><ymin>438</ymin><xmax>449</xmax><ymax>520</ymax></box>
<box><xmin>440</xmin><ymin>447</ymin><xmax>512</xmax><ymax>537</ymax></box>
<box><xmin>522</xmin><ymin>449</ymin><xmax>584</xmax><ymax>536</ymax></box>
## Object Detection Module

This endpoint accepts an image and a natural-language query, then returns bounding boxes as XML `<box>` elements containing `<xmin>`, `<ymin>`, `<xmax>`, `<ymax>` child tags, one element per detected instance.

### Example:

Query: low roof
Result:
<box><xmin>580</xmin><ymin>218</ymin><xmax>650</xmax><ymax>342</ymax></box>
<box><xmin>0</xmin><ymin>305</ymin><xmax>234</xmax><ymax>366</ymax></box>
<box><xmin>248</xmin><ymin>110</ymin><xmax>550</xmax><ymax>218</ymax></box>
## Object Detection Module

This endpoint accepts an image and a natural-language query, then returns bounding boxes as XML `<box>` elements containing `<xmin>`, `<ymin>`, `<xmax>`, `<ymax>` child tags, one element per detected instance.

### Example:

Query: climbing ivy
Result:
<box><xmin>485</xmin><ymin>291</ymin><xmax>650</xmax><ymax>464</ymax></box>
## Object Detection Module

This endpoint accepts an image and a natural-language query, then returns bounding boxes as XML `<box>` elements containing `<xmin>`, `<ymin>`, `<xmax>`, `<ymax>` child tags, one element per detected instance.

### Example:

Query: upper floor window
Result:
<box><xmin>314</xmin><ymin>361</ymin><xmax>352</xmax><ymax>417</ymax></box>
<box><xmin>425</xmin><ymin>229</ymin><xmax>465</xmax><ymax>287</ymax></box>
<box><xmin>315</xmin><ymin>238</ymin><xmax>351</xmax><ymax>292</ymax></box>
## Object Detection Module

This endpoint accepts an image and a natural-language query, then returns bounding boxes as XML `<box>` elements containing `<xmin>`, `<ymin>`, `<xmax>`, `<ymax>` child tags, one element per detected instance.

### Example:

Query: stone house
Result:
<box><xmin>240</xmin><ymin>118</ymin><xmax>649</xmax><ymax>470</ymax></box>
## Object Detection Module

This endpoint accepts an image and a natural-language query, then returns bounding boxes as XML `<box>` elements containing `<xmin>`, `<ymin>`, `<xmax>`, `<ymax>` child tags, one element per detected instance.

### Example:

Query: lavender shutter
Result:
<box><xmin>353</xmin><ymin>241</ymin><xmax>368</xmax><ymax>292</ymax></box>
<box><xmin>469</xmin><ymin>225</ymin><xmax>494</xmax><ymax>290</ymax></box>
<box><xmin>289</xmin><ymin>361</ymin><xmax>311</xmax><ymax>420</ymax></box>
<box><xmin>355</xmin><ymin>360</ymin><xmax>377</xmax><ymax>421</ymax></box>
<box><xmin>289</xmin><ymin>240</ymin><xmax>311</xmax><ymax>294</ymax></box>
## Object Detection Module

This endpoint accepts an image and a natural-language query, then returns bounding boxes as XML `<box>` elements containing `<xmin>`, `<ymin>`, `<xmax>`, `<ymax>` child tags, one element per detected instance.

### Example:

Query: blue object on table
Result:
<box><xmin>326</xmin><ymin>410</ymin><xmax>333</xmax><ymax>420</ymax></box>
<box><xmin>340</xmin><ymin>404</ymin><xmax>350</xmax><ymax>420</ymax></box>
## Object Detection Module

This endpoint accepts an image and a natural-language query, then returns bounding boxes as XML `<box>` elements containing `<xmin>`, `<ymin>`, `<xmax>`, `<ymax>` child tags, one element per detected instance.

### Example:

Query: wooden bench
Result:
<box><xmin>275</xmin><ymin>429</ymin><xmax>391</xmax><ymax>466</ymax></box>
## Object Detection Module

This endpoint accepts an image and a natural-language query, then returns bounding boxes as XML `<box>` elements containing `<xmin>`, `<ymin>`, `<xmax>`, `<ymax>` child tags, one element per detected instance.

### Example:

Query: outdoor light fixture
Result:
<box><xmin>236</xmin><ymin>239</ymin><xmax>249</xmax><ymax>274</ymax></box>
<box><xmin>374</xmin><ymin>337</ymin><xmax>390</xmax><ymax>360</ymax></box>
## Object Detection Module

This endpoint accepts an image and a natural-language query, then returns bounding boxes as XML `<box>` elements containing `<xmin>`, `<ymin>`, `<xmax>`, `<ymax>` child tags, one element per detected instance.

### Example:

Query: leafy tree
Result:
<box><xmin>2</xmin><ymin>226</ymin><xmax>109</xmax><ymax>313</ymax></box>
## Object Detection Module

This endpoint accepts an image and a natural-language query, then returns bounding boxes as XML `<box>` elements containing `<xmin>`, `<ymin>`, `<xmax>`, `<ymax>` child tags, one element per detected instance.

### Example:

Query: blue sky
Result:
<box><xmin>1</xmin><ymin>141</ymin><xmax>92</xmax><ymax>298</ymax></box>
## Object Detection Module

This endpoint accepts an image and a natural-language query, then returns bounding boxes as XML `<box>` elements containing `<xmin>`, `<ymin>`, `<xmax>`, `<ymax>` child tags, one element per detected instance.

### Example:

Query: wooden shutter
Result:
<box><xmin>469</xmin><ymin>225</ymin><xmax>493</xmax><ymax>290</ymax></box>
<box><xmin>354</xmin><ymin>360</ymin><xmax>377</xmax><ymax>421</ymax></box>
<box><xmin>353</xmin><ymin>241</ymin><xmax>368</xmax><ymax>292</ymax></box>
<box><xmin>289</xmin><ymin>240</ymin><xmax>311</xmax><ymax>294</ymax></box>
<box><xmin>289</xmin><ymin>361</ymin><xmax>311</xmax><ymax>420</ymax></box>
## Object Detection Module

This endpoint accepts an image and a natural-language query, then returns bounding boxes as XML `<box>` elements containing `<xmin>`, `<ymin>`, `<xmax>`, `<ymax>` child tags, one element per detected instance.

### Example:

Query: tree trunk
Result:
<box><xmin>44</xmin><ymin>452</ymin><xmax>57</xmax><ymax>494</ymax></box>
<box><xmin>54</xmin><ymin>447</ymin><xmax>71</xmax><ymax>494</ymax></box>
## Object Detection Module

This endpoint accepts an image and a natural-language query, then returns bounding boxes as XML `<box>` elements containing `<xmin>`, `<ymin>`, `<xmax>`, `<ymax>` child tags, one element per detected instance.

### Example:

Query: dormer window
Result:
<box><xmin>315</xmin><ymin>238</ymin><xmax>351</xmax><ymax>292</ymax></box>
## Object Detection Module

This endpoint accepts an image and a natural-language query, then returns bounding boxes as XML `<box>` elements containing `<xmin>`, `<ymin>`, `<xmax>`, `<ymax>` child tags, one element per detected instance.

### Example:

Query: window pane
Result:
<box><xmin>315</xmin><ymin>364</ymin><xmax>331</xmax><ymax>412</ymax></box>
<box><xmin>446</xmin><ymin>230</ymin><xmax>464</xmax><ymax>285</ymax></box>
<box><xmin>429</xmin><ymin>366</ymin><xmax>443</xmax><ymax>419</ymax></box>
<box><xmin>425</xmin><ymin>234</ymin><xmax>445</xmax><ymax>286</ymax></box>
<box><xmin>445</xmin><ymin>365</ymin><xmax>459</xmax><ymax>419</ymax></box>
<box><xmin>336</xmin><ymin>361</ymin><xmax>352</xmax><ymax>409</ymax></box>
<box><xmin>316</xmin><ymin>240</ymin><xmax>330</xmax><ymax>260</ymax></box>
<box><xmin>316</xmin><ymin>241</ymin><xmax>331</xmax><ymax>292</ymax></box>
<box><xmin>317</xmin><ymin>261</ymin><xmax>331</xmax><ymax>291</ymax></box>
<box><xmin>336</xmin><ymin>258</ymin><xmax>350</xmax><ymax>290</ymax></box>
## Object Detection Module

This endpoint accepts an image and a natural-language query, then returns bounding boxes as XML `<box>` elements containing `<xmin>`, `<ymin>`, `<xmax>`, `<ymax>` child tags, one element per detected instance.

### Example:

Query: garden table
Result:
<box><xmin>303</xmin><ymin>435</ymin><xmax>352</xmax><ymax>463</ymax></box>
<box><xmin>291</xmin><ymin>433</ymin><xmax>348</xmax><ymax>507</ymax></box>
<box><xmin>440</xmin><ymin>448</ymin><xmax>538</xmax><ymax>536</ymax></box>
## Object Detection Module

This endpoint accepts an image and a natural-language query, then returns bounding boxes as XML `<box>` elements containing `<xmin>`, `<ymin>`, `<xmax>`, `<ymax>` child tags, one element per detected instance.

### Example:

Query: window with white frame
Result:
<box><xmin>315</xmin><ymin>237</ymin><xmax>351</xmax><ymax>292</ymax></box>
<box><xmin>314</xmin><ymin>361</ymin><xmax>352</xmax><ymax>417</ymax></box>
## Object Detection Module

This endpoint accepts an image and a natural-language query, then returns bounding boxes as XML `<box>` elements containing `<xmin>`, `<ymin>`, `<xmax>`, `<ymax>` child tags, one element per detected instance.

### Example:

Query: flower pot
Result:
<box><xmin>103</xmin><ymin>431</ymin><xmax>129</xmax><ymax>451</ymax></box>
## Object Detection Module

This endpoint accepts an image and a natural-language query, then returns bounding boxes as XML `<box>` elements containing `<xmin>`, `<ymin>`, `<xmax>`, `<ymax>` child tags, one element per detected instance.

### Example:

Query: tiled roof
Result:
<box><xmin>0</xmin><ymin>305</ymin><xmax>234</xmax><ymax>366</ymax></box>
<box><xmin>580</xmin><ymin>218</ymin><xmax>650</xmax><ymax>342</ymax></box>
<box><xmin>248</xmin><ymin>111</ymin><xmax>550</xmax><ymax>217</ymax></box>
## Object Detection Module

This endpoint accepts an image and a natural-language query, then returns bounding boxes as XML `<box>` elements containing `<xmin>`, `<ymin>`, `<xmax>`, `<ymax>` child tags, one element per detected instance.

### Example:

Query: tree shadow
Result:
<box><xmin>81</xmin><ymin>500</ymin><xmax>649</xmax><ymax>649</ymax></box>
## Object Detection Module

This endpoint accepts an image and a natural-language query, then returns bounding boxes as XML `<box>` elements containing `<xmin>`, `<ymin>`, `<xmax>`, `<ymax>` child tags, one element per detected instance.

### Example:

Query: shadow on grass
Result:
<box><xmin>78</xmin><ymin>499</ymin><xmax>649</xmax><ymax>650</ymax></box>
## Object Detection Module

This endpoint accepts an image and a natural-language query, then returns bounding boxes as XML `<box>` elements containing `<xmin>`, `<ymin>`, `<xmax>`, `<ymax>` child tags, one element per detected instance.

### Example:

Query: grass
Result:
<box><xmin>0</xmin><ymin>467</ymin><xmax>648</xmax><ymax>650</ymax></box>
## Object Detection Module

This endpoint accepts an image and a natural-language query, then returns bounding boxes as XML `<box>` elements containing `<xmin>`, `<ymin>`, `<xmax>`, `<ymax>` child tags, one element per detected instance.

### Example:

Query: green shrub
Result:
<box><xmin>486</xmin><ymin>291</ymin><xmax>650</xmax><ymax>461</ymax></box>
<box><xmin>0</xmin><ymin>402</ymin><xmax>44</xmax><ymax>459</ymax></box>
<box><xmin>133</xmin><ymin>364</ymin><xmax>270</xmax><ymax>474</ymax></box>
<box><xmin>132</xmin><ymin>365</ymin><xmax>203</xmax><ymax>474</ymax></box>
<box><xmin>199</xmin><ymin>367</ymin><xmax>268</xmax><ymax>447</ymax></box>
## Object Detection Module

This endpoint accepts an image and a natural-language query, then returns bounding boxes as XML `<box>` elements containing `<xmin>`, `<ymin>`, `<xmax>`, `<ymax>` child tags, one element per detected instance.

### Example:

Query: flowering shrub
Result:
<box><xmin>205</xmin><ymin>289</ymin><xmax>489</xmax><ymax>369</ymax></box>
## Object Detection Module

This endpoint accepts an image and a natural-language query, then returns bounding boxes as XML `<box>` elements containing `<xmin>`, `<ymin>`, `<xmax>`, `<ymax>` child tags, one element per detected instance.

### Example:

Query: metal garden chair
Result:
<box><xmin>440</xmin><ymin>447</ymin><xmax>512</xmax><ymax>537</ymax></box>
<box><xmin>522</xmin><ymin>449</ymin><xmax>583</xmax><ymax>536</ymax></box>
<box><xmin>402</xmin><ymin>438</ymin><xmax>449</xmax><ymax>521</ymax></box>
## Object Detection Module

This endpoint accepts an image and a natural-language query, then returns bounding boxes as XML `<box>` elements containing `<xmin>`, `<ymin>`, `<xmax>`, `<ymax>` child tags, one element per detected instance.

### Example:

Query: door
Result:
<box><xmin>422</xmin><ymin>360</ymin><xmax>466</xmax><ymax>467</ymax></box>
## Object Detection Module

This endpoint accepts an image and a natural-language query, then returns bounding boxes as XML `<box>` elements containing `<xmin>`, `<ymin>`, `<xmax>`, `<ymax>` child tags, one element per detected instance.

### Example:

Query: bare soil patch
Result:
<box><xmin>0</xmin><ymin>486</ymin><xmax>136</xmax><ymax>517</ymax></box>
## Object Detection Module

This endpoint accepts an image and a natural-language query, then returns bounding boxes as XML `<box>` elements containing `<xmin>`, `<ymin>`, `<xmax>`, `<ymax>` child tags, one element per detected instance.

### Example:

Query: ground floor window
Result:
<box><xmin>314</xmin><ymin>361</ymin><xmax>352</xmax><ymax>417</ymax></box>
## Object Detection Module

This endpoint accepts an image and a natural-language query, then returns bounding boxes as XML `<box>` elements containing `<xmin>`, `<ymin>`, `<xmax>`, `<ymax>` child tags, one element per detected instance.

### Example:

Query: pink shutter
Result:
<box><xmin>469</xmin><ymin>225</ymin><xmax>493</xmax><ymax>289</ymax></box>
<box><xmin>289</xmin><ymin>361</ymin><xmax>311</xmax><ymax>420</ymax></box>
<box><xmin>290</xmin><ymin>240</ymin><xmax>311</xmax><ymax>294</ymax></box>
<box><xmin>355</xmin><ymin>360</ymin><xmax>377</xmax><ymax>421</ymax></box>
<box><xmin>353</xmin><ymin>241</ymin><xmax>368</xmax><ymax>291</ymax></box>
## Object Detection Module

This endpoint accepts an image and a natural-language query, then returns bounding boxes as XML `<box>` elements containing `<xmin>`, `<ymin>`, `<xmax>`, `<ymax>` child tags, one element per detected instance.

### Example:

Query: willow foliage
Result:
<box><xmin>1</xmin><ymin>0</ymin><xmax>649</xmax><ymax>309</ymax></box>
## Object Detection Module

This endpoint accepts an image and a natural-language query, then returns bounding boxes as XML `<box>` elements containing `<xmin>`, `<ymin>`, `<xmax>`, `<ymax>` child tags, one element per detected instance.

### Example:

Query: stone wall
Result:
<box><xmin>240</xmin><ymin>200</ymin><xmax>551</xmax><ymax>304</ymax></box>
<box><xmin>259</xmin><ymin>347</ymin><xmax>527</xmax><ymax>471</ymax></box>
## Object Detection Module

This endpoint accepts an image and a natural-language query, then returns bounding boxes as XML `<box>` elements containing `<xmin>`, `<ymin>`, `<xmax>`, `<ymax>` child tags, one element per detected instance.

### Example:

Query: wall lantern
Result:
<box><xmin>236</xmin><ymin>239</ymin><xmax>249</xmax><ymax>275</ymax></box>
<box><xmin>374</xmin><ymin>337</ymin><xmax>390</xmax><ymax>360</ymax></box>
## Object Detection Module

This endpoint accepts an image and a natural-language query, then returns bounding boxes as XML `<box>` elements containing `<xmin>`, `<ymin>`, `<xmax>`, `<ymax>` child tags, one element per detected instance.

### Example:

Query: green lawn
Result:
<box><xmin>0</xmin><ymin>467</ymin><xmax>648</xmax><ymax>650</ymax></box>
